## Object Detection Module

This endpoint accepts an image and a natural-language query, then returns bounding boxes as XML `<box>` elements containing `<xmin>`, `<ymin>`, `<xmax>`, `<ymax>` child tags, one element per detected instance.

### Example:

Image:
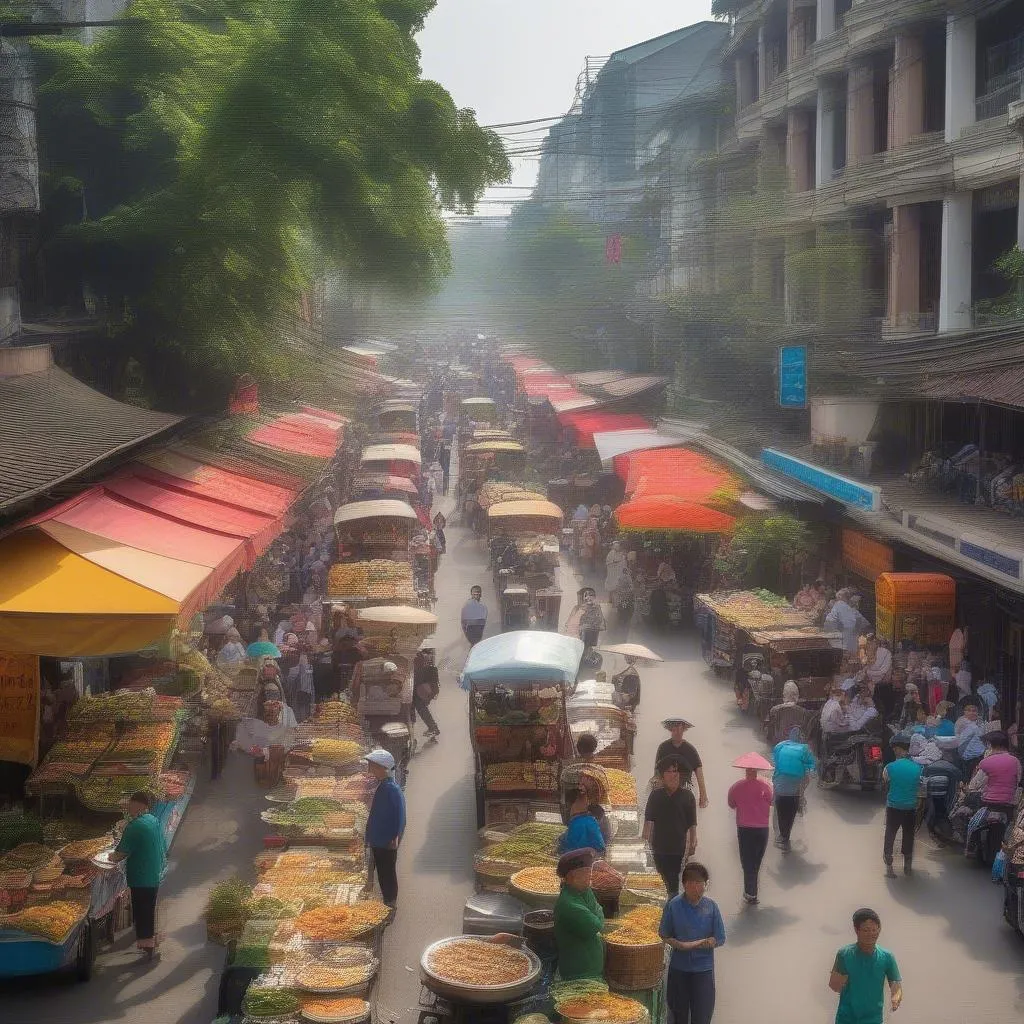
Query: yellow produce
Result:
<box><xmin>602</xmin><ymin>768</ymin><xmax>638</xmax><ymax>807</ymax></box>
<box><xmin>2</xmin><ymin>900</ymin><xmax>84</xmax><ymax>941</ymax></box>
<box><xmin>308</xmin><ymin>739</ymin><xmax>364</xmax><ymax>767</ymax></box>
<box><xmin>510</xmin><ymin>866</ymin><xmax>560</xmax><ymax>894</ymax></box>
<box><xmin>426</xmin><ymin>939</ymin><xmax>532</xmax><ymax>986</ymax></box>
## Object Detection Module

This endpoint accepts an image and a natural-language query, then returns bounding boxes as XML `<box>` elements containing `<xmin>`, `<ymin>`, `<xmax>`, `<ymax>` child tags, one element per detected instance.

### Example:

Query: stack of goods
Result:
<box><xmin>509</xmin><ymin>865</ymin><xmax>561</xmax><ymax>904</ymax></box>
<box><xmin>696</xmin><ymin>589</ymin><xmax>810</xmax><ymax>630</ymax></box>
<box><xmin>478</xmin><ymin>482</ymin><xmax>545</xmax><ymax>509</ymax></box>
<box><xmin>552</xmin><ymin>982</ymin><xmax>649</xmax><ymax>1024</ymax></box>
<box><xmin>92</xmin><ymin>721</ymin><xmax>176</xmax><ymax>778</ymax></box>
<box><xmin>484</xmin><ymin>761</ymin><xmax>559</xmax><ymax>793</ymax></box>
<box><xmin>514</xmin><ymin>534</ymin><xmax>560</xmax><ymax>556</ymax></box>
<box><xmin>68</xmin><ymin>690</ymin><xmax>183</xmax><ymax>724</ymax></box>
<box><xmin>0</xmin><ymin>811</ymin><xmax>44</xmax><ymax>854</ymax></box>
<box><xmin>251</xmin><ymin>850</ymin><xmax>366</xmax><ymax>905</ymax></box>
<box><xmin>267</xmin><ymin>773</ymin><xmax>376</xmax><ymax>808</ymax></box>
<box><xmin>603</xmin><ymin>768</ymin><xmax>638</xmax><ymax>808</ymax></box>
<box><xmin>0</xmin><ymin>898</ymin><xmax>87</xmax><ymax>943</ymax></box>
<box><xmin>622</xmin><ymin>873</ymin><xmax>668</xmax><ymax>901</ymax></box>
<box><xmin>292</xmin><ymin>901</ymin><xmax>391</xmax><ymax>942</ymax></box>
<box><xmin>0</xmin><ymin>842</ymin><xmax>95</xmax><ymax>933</ymax></box>
<box><xmin>602</xmin><ymin>905</ymin><xmax>666</xmax><ymax>992</ymax></box>
<box><xmin>294</xmin><ymin>945</ymin><xmax>379</xmax><ymax>995</ymax></box>
<box><xmin>605</xmin><ymin>905</ymin><xmax>662</xmax><ymax>945</ymax></box>
<box><xmin>350</xmin><ymin>522</ymin><xmax>408</xmax><ymax>550</ymax></box>
<box><xmin>26</xmin><ymin>723</ymin><xmax>117</xmax><ymax>789</ymax></box>
<box><xmin>312</xmin><ymin>702</ymin><xmax>360</xmax><ymax>727</ymax></box>
<box><xmin>301</xmin><ymin>739</ymin><xmax>365</xmax><ymax>770</ymax></box>
<box><xmin>260</xmin><ymin>798</ymin><xmax>367</xmax><ymax>841</ymax></box>
<box><xmin>475</xmin><ymin>822</ymin><xmax>561</xmax><ymax>887</ymax></box>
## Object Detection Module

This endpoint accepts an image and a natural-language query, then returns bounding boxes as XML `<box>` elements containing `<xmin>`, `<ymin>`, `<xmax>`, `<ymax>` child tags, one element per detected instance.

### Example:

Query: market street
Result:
<box><xmin>4</xmin><ymin>507</ymin><xmax>1022</xmax><ymax>1024</ymax></box>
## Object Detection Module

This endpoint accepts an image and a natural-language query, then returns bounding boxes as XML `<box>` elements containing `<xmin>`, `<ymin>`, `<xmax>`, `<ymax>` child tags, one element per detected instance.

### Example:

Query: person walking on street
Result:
<box><xmin>772</xmin><ymin>726</ymin><xmax>816</xmax><ymax>850</ymax></box>
<box><xmin>109</xmin><ymin>791</ymin><xmax>167</xmax><ymax>960</ymax></box>
<box><xmin>364</xmin><ymin>749</ymin><xmax>405</xmax><ymax>908</ymax></box>
<box><xmin>461</xmin><ymin>585</ymin><xmax>488</xmax><ymax>645</ymax></box>
<box><xmin>882</xmin><ymin>736</ymin><xmax>923</xmax><ymax>878</ymax></box>
<box><xmin>412</xmin><ymin>649</ymin><xmax>441</xmax><ymax>740</ymax></box>
<box><xmin>644</xmin><ymin>758</ymin><xmax>698</xmax><ymax>898</ymax></box>
<box><xmin>655</xmin><ymin>718</ymin><xmax>709</xmax><ymax>808</ymax></box>
<box><xmin>659</xmin><ymin>861</ymin><xmax>726</xmax><ymax>1024</ymax></box>
<box><xmin>726</xmin><ymin>754</ymin><xmax>773</xmax><ymax>904</ymax></box>
<box><xmin>438</xmin><ymin>441</ymin><xmax>452</xmax><ymax>494</ymax></box>
<box><xmin>829</xmin><ymin>908</ymin><xmax>903</xmax><ymax>1023</ymax></box>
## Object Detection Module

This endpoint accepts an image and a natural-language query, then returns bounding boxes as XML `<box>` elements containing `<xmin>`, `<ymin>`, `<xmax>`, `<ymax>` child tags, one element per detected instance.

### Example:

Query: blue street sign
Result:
<box><xmin>779</xmin><ymin>346</ymin><xmax>807</xmax><ymax>408</ymax></box>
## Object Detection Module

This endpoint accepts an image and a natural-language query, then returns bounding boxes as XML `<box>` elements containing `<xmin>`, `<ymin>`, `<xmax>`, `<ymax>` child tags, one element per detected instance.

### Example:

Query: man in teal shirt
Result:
<box><xmin>829</xmin><ymin>908</ymin><xmax>903</xmax><ymax>1023</ymax></box>
<box><xmin>552</xmin><ymin>847</ymin><xmax>605</xmax><ymax>980</ymax></box>
<box><xmin>111</xmin><ymin>791</ymin><xmax>167</xmax><ymax>959</ymax></box>
<box><xmin>881</xmin><ymin>736</ymin><xmax>923</xmax><ymax>877</ymax></box>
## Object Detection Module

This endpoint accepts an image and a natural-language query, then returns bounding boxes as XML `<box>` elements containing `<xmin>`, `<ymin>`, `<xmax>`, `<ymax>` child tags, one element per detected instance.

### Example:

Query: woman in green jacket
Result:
<box><xmin>553</xmin><ymin>847</ymin><xmax>605</xmax><ymax>980</ymax></box>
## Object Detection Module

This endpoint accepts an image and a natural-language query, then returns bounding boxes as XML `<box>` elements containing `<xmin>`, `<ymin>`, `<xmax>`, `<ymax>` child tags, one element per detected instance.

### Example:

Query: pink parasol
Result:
<box><xmin>732</xmin><ymin>752</ymin><xmax>773</xmax><ymax>771</ymax></box>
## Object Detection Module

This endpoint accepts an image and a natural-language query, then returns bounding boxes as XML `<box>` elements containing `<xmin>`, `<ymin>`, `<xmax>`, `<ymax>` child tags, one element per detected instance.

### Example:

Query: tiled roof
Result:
<box><xmin>0</xmin><ymin>366</ymin><xmax>182</xmax><ymax>513</ymax></box>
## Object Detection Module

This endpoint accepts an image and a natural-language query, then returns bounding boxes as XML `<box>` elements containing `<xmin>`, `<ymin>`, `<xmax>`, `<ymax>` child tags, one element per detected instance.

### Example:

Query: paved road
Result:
<box><xmin>7</xmin><ymin>500</ymin><xmax>1021</xmax><ymax>1023</ymax></box>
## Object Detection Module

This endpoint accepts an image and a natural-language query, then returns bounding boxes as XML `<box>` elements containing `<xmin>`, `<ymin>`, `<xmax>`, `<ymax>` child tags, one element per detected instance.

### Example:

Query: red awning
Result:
<box><xmin>614</xmin><ymin>496</ymin><xmax>737</xmax><ymax>534</ymax></box>
<box><xmin>104</xmin><ymin>472</ymin><xmax>281</xmax><ymax>554</ymax></box>
<box><xmin>248</xmin><ymin>422</ymin><xmax>338</xmax><ymax>459</ymax></box>
<box><xmin>132</xmin><ymin>453</ymin><xmax>297</xmax><ymax>516</ymax></box>
<box><xmin>557</xmin><ymin>411</ymin><xmax>652</xmax><ymax>447</ymax></box>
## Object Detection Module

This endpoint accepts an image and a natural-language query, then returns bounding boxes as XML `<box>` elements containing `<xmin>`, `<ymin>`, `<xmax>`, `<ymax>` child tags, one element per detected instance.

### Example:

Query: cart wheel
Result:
<box><xmin>75</xmin><ymin>920</ymin><xmax>96</xmax><ymax>982</ymax></box>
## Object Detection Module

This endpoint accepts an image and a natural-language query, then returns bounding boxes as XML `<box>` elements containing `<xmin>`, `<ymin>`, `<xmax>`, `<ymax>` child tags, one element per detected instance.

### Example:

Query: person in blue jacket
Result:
<box><xmin>559</xmin><ymin>786</ymin><xmax>606</xmax><ymax>856</ymax></box>
<box><xmin>364</xmin><ymin>749</ymin><xmax>406</xmax><ymax>907</ymax></box>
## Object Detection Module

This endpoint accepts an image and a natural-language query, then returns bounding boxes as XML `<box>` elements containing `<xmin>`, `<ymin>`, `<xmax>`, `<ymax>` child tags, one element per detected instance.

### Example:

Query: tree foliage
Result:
<box><xmin>714</xmin><ymin>514</ymin><xmax>821</xmax><ymax>591</ymax></box>
<box><xmin>32</xmin><ymin>0</ymin><xmax>510</xmax><ymax>408</ymax></box>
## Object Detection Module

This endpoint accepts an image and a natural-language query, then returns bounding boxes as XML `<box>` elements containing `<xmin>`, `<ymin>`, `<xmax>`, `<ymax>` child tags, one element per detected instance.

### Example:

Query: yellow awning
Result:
<box><xmin>0</xmin><ymin>531</ymin><xmax>178</xmax><ymax>656</ymax></box>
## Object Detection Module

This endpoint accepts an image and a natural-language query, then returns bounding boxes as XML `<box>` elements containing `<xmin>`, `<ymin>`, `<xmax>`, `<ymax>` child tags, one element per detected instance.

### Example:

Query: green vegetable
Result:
<box><xmin>204</xmin><ymin>876</ymin><xmax>252</xmax><ymax>922</ymax></box>
<box><xmin>0</xmin><ymin>811</ymin><xmax>45</xmax><ymax>855</ymax></box>
<box><xmin>243</xmin><ymin>986</ymin><xmax>299</xmax><ymax>1017</ymax></box>
<box><xmin>248</xmin><ymin>897</ymin><xmax>289</xmax><ymax>920</ymax></box>
<box><xmin>232</xmin><ymin>942</ymin><xmax>271</xmax><ymax>969</ymax></box>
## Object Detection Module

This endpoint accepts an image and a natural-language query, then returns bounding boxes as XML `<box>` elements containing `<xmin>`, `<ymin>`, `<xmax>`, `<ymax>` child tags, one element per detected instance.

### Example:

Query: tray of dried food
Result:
<box><xmin>508</xmin><ymin>866</ymin><xmax>560</xmax><ymax>907</ymax></box>
<box><xmin>420</xmin><ymin>936</ymin><xmax>541</xmax><ymax>1003</ymax></box>
<box><xmin>293</xmin><ymin>948</ymin><xmax>379</xmax><ymax>993</ymax></box>
<box><xmin>300</xmin><ymin>996</ymin><xmax>370</xmax><ymax>1023</ymax></box>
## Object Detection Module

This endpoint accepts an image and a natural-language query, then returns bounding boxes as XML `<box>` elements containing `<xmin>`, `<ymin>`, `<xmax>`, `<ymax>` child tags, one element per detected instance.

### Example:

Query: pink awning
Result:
<box><xmin>557</xmin><ymin>411</ymin><xmax>653</xmax><ymax>447</ymax></box>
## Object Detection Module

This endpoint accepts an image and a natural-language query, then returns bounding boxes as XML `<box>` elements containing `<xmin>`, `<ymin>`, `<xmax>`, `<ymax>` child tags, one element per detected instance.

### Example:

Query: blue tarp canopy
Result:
<box><xmin>462</xmin><ymin>631</ymin><xmax>584</xmax><ymax>687</ymax></box>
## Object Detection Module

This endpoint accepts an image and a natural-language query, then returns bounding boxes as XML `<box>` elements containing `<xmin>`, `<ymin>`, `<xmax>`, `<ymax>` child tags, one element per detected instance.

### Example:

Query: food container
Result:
<box><xmin>420</xmin><ymin>935</ymin><xmax>542</xmax><ymax>1004</ymax></box>
<box><xmin>603</xmin><ymin>936</ymin><xmax>665</xmax><ymax>991</ymax></box>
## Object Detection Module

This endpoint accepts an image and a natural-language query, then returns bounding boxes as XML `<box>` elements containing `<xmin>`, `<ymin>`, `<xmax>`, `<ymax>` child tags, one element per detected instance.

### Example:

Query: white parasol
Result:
<box><xmin>595</xmin><ymin>642</ymin><xmax>664</xmax><ymax>664</ymax></box>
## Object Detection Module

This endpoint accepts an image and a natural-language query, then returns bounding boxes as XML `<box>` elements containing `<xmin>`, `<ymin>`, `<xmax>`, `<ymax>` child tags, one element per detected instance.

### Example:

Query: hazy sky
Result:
<box><xmin>418</xmin><ymin>0</ymin><xmax>714</xmax><ymax>215</ymax></box>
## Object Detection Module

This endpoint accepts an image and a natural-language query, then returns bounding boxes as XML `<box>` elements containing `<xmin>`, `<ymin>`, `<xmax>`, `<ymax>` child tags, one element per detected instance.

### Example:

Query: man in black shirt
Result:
<box><xmin>643</xmin><ymin>758</ymin><xmax>698</xmax><ymax>898</ymax></box>
<box><xmin>655</xmin><ymin>718</ymin><xmax>709</xmax><ymax>808</ymax></box>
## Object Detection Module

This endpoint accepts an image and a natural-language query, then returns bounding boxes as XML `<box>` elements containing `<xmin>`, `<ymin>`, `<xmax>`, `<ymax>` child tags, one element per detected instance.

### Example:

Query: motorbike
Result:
<box><xmin>818</xmin><ymin>732</ymin><xmax>885</xmax><ymax>791</ymax></box>
<box><xmin>1005</xmin><ymin>857</ymin><xmax>1024</xmax><ymax>939</ymax></box>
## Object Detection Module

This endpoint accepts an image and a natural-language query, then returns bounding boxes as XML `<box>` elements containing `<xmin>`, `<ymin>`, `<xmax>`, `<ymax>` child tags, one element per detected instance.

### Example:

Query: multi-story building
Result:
<box><xmin>723</xmin><ymin>0</ymin><xmax>1023</xmax><ymax>336</ymax></box>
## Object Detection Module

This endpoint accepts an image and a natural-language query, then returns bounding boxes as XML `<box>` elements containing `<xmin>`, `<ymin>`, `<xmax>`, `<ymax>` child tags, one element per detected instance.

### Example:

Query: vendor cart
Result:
<box><xmin>372</xmin><ymin>399</ymin><xmax>419</xmax><ymax>435</ymax></box>
<box><xmin>565</xmin><ymin>697</ymin><xmax>635</xmax><ymax>772</ymax></box>
<box><xmin>463</xmin><ymin>631</ymin><xmax>583</xmax><ymax>828</ymax></box>
<box><xmin>333</xmin><ymin>499</ymin><xmax>418</xmax><ymax>561</ymax></box>
<box><xmin>737</xmin><ymin>626</ymin><xmax>844</xmax><ymax>727</ymax></box>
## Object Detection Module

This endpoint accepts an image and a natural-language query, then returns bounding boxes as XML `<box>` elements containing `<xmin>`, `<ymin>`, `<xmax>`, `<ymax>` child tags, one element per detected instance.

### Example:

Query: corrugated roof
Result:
<box><xmin>601</xmin><ymin>375</ymin><xmax>669</xmax><ymax>399</ymax></box>
<box><xmin>0</xmin><ymin>366</ymin><xmax>181</xmax><ymax>513</ymax></box>
<box><xmin>921</xmin><ymin>364</ymin><xmax>1024</xmax><ymax>408</ymax></box>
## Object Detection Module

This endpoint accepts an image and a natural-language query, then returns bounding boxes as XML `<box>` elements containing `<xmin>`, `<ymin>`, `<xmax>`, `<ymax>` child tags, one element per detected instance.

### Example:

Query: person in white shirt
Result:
<box><xmin>954</xmin><ymin>661</ymin><xmax>972</xmax><ymax>699</ymax></box>
<box><xmin>461</xmin><ymin>586</ymin><xmax>488</xmax><ymax>645</ymax></box>
<box><xmin>861</xmin><ymin>637</ymin><xmax>892</xmax><ymax>689</ymax></box>
<box><xmin>824</xmin><ymin>590</ymin><xmax>870</xmax><ymax>655</ymax></box>
<box><xmin>821</xmin><ymin>687</ymin><xmax>851</xmax><ymax>736</ymax></box>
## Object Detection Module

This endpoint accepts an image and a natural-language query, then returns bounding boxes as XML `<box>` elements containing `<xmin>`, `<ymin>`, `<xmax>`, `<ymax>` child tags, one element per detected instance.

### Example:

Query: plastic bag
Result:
<box><xmin>992</xmin><ymin>849</ymin><xmax>1007</xmax><ymax>884</ymax></box>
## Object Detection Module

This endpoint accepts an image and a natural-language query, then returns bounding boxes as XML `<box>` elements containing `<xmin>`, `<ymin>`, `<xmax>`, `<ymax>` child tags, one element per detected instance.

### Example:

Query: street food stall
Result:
<box><xmin>874</xmin><ymin>572</ymin><xmax>956</xmax><ymax>648</ymax></box>
<box><xmin>350</xmin><ymin>472</ymin><xmax>419</xmax><ymax>502</ymax></box>
<box><xmin>565</xmin><ymin>693</ymin><xmax>634</xmax><ymax>772</ymax></box>
<box><xmin>333</xmin><ymin>500</ymin><xmax>418</xmax><ymax>561</ymax></box>
<box><xmin>372</xmin><ymin>399</ymin><xmax>418</xmax><ymax>435</ymax></box>
<box><xmin>359</xmin><ymin>443</ymin><xmax>422</xmax><ymax>482</ymax></box>
<box><xmin>463</xmin><ymin>631</ymin><xmax>582</xmax><ymax>829</ymax></box>
<box><xmin>738</xmin><ymin>626</ymin><xmax>844</xmax><ymax>725</ymax></box>
<box><xmin>461</xmin><ymin>396</ymin><xmax>497</xmax><ymax>425</ymax></box>
<box><xmin>487</xmin><ymin>500</ymin><xmax>564</xmax><ymax>631</ymax></box>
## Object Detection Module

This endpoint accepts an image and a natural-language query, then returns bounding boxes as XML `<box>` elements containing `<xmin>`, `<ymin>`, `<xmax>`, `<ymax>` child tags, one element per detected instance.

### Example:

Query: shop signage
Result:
<box><xmin>842</xmin><ymin>529</ymin><xmax>894</xmax><ymax>581</ymax></box>
<box><xmin>959</xmin><ymin>537</ymin><xmax>1023</xmax><ymax>581</ymax></box>
<box><xmin>778</xmin><ymin>346</ymin><xmax>807</xmax><ymax>408</ymax></box>
<box><xmin>761</xmin><ymin>448</ymin><xmax>882</xmax><ymax>510</ymax></box>
<box><xmin>0</xmin><ymin>652</ymin><xmax>40</xmax><ymax>767</ymax></box>
<box><xmin>903</xmin><ymin>512</ymin><xmax>957</xmax><ymax>549</ymax></box>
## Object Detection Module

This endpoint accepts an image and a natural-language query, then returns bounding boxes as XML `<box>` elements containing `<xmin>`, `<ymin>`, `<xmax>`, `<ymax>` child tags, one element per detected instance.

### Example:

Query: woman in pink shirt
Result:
<box><xmin>727</xmin><ymin>754</ymin><xmax>774</xmax><ymax>905</ymax></box>
<box><xmin>978</xmin><ymin>732</ymin><xmax>1022</xmax><ymax>809</ymax></box>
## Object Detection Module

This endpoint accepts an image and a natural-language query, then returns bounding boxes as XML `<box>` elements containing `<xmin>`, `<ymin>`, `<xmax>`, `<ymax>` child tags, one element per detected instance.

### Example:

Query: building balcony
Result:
<box><xmin>736</xmin><ymin>98</ymin><xmax>766</xmax><ymax>142</ymax></box>
<box><xmin>975</xmin><ymin>73</ymin><xmax>1023</xmax><ymax>124</ymax></box>
<box><xmin>843</xmin><ymin>0</ymin><xmax>958</xmax><ymax>58</ymax></box>
<box><xmin>952</xmin><ymin>116</ymin><xmax>1022</xmax><ymax>190</ymax></box>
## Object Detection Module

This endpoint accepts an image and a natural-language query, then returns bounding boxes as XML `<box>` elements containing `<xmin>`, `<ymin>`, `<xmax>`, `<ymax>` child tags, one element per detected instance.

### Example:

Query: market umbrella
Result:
<box><xmin>247</xmin><ymin>641</ymin><xmax>281</xmax><ymax>658</ymax></box>
<box><xmin>595</xmin><ymin>642</ymin><xmax>663</xmax><ymax>664</ymax></box>
<box><xmin>732</xmin><ymin>752</ymin><xmax>773</xmax><ymax>771</ymax></box>
<box><xmin>613</xmin><ymin>496</ymin><xmax>736</xmax><ymax>534</ymax></box>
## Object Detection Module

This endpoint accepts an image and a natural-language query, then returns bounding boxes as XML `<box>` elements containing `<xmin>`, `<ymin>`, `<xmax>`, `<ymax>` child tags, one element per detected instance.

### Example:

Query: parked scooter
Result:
<box><xmin>818</xmin><ymin>732</ymin><xmax>885</xmax><ymax>791</ymax></box>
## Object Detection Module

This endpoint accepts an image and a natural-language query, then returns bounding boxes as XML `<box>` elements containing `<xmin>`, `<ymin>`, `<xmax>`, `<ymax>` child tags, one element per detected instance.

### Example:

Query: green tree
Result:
<box><xmin>32</xmin><ymin>0</ymin><xmax>509</xmax><ymax>409</ymax></box>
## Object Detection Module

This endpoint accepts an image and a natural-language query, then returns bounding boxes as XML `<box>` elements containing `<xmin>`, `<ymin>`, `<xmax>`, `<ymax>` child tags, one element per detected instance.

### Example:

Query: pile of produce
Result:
<box><xmin>426</xmin><ymin>938</ymin><xmax>532</xmax><ymax>986</ymax></box>
<box><xmin>313</xmin><ymin>701</ymin><xmax>359</xmax><ymax>726</ymax></box>
<box><xmin>301</xmin><ymin>996</ymin><xmax>369</xmax><ymax>1021</ymax></box>
<box><xmin>603</xmin><ymin>768</ymin><xmax>638</xmax><ymax>808</ymax></box>
<box><xmin>69</xmin><ymin>690</ymin><xmax>182</xmax><ymax>724</ymax></box>
<box><xmin>510</xmin><ymin>866</ymin><xmax>560</xmax><ymax>895</ymax></box>
<box><xmin>306</xmin><ymin>739</ymin><xmax>364</xmax><ymax>768</ymax></box>
<box><xmin>203</xmin><ymin>876</ymin><xmax>252</xmax><ymax>934</ymax></box>
<box><xmin>483</xmin><ymin>761</ymin><xmax>558</xmax><ymax>792</ymax></box>
<box><xmin>262</xmin><ymin>798</ymin><xmax>363</xmax><ymax>836</ymax></box>
<box><xmin>0</xmin><ymin>899</ymin><xmax>84</xmax><ymax>941</ymax></box>
<box><xmin>242</xmin><ymin>986</ymin><xmax>299</xmax><ymax>1019</ymax></box>
<box><xmin>59</xmin><ymin>836</ymin><xmax>112</xmax><ymax>863</ymax></box>
<box><xmin>0</xmin><ymin>843</ymin><xmax>59</xmax><ymax>874</ymax></box>
<box><xmin>75</xmin><ymin>776</ymin><xmax>157</xmax><ymax>813</ymax></box>
<box><xmin>605</xmin><ymin>905</ymin><xmax>662</xmax><ymax>946</ymax></box>
<box><xmin>296</xmin><ymin>955</ymin><xmax>377</xmax><ymax>992</ymax></box>
<box><xmin>696</xmin><ymin>590</ymin><xmax>808</xmax><ymax>630</ymax></box>
<box><xmin>0</xmin><ymin>812</ymin><xmax>44</xmax><ymax>854</ymax></box>
<box><xmin>481</xmin><ymin>822</ymin><xmax>561</xmax><ymax>862</ymax></box>
<box><xmin>556</xmin><ymin>992</ymin><xmax>647</xmax><ymax>1023</ymax></box>
<box><xmin>623</xmin><ymin>873</ymin><xmax>667</xmax><ymax>894</ymax></box>
<box><xmin>293</xmin><ymin>900</ymin><xmax>390</xmax><ymax>941</ymax></box>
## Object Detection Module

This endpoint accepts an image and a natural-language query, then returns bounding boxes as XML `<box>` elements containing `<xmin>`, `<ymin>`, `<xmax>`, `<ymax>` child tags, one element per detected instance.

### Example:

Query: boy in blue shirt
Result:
<box><xmin>364</xmin><ymin>749</ymin><xmax>406</xmax><ymax>907</ymax></box>
<box><xmin>881</xmin><ymin>736</ymin><xmax>923</xmax><ymax>878</ymax></box>
<box><xmin>558</xmin><ymin>787</ymin><xmax>606</xmax><ymax>856</ymax></box>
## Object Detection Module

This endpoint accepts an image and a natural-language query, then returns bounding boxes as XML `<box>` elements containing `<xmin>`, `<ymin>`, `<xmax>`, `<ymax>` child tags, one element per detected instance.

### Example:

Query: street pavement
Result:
<box><xmin>6</xmin><ymin>500</ymin><xmax>1022</xmax><ymax>1023</ymax></box>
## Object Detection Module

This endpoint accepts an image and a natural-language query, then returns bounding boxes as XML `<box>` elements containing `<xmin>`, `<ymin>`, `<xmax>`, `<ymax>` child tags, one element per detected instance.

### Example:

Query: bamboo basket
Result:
<box><xmin>603</xmin><ymin>940</ymin><xmax>665</xmax><ymax>994</ymax></box>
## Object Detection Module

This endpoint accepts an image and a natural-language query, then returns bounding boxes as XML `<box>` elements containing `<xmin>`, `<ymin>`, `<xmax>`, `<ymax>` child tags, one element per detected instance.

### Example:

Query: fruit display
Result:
<box><xmin>0</xmin><ymin>812</ymin><xmax>44</xmax><ymax>855</ymax></box>
<box><xmin>313</xmin><ymin>701</ymin><xmax>359</xmax><ymax>726</ymax></box>
<box><xmin>623</xmin><ymin>873</ymin><xmax>667</xmax><ymax>894</ymax></box>
<box><xmin>555</xmin><ymin>992</ymin><xmax>647</xmax><ymax>1023</ymax></box>
<box><xmin>75</xmin><ymin>775</ymin><xmax>155</xmax><ymax>813</ymax></box>
<box><xmin>605</xmin><ymin>905</ymin><xmax>662</xmax><ymax>946</ymax></box>
<box><xmin>28</xmin><ymin>723</ymin><xmax>118</xmax><ymax>788</ymax></box>
<box><xmin>0</xmin><ymin>899</ymin><xmax>85</xmax><ymax>942</ymax></box>
<box><xmin>293</xmin><ymin>901</ymin><xmax>390</xmax><ymax>941</ymax></box>
<box><xmin>295</xmin><ymin>956</ymin><xmax>378</xmax><ymax>992</ymax></box>
<box><xmin>301</xmin><ymin>996</ymin><xmax>370</xmax><ymax>1021</ymax></box>
<box><xmin>306</xmin><ymin>739</ymin><xmax>364</xmax><ymax>768</ymax></box>
<box><xmin>68</xmin><ymin>691</ymin><xmax>156</xmax><ymax>724</ymax></box>
<box><xmin>58</xmin><ymin>836</ymin><xmax>113</xmax><ymax>863</ymax></box>
<box><xmin>425</xmin><ymin>938</ymin><xmax>532</xmax><ymax>986</ymax></box>
<box><xmin>509</xmin><ymin>866</ymin><xmax>560</xmax><ymax>895</ymax></box>
<box><xmin>261</xmin><ymin>798</ymin><xmax>364</xmax><ymax>837</ymax></box>
<box><xmin>242</xmin><ymin>986</ymin><xmax>300</xmax><ymax>1019</ymax></box>
<box><xmin>696</xmin><ymin>589</ymin><xmax>810</xmax><ymax>631</ymax></box>
<box><xmin>477</xmin><ymin>823</ymin><xmax>562</xmax><ymax>871</ymax></box>
<box><xmin>0</xmin><ymin>843</ymin><xmax>59</xmax><ymax>873</ymax></box>
<box><xmin>484</xmin><ymin>761</ymin><xmax>558</xmax><ymax>793</ymax></box>
<box><xmin>603</xmin><ymin>768</ymin><xmax>638</xmax><ymax>808</ymax></box>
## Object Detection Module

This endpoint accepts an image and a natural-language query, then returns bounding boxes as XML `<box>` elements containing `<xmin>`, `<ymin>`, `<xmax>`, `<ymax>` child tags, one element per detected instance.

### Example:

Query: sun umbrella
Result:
<box><xmin>247</xmin><ymin>641</ymin><xmax>281</xmax><ymax>658</ymax></box>
<box><xmin>732</xmin><ymin>752</ymin><xmax>773</xmax><ymax>771</ymax></box>
<box><xmin>595</xmin><ymin>642</ymin><xmax>664</xmax><ymax>664</ymax></box>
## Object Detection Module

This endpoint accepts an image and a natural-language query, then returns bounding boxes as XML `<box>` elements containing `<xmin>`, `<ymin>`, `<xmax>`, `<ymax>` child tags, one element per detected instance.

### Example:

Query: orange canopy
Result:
<box><xmin>618</xmin><ymin>448</ymin><xmax>741</xmax><ymax>505</ymax></box>
<box><xmin>614</xmin><ymin>496</ymin><xmax>737</xmax><ymax>534</ymax></box>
